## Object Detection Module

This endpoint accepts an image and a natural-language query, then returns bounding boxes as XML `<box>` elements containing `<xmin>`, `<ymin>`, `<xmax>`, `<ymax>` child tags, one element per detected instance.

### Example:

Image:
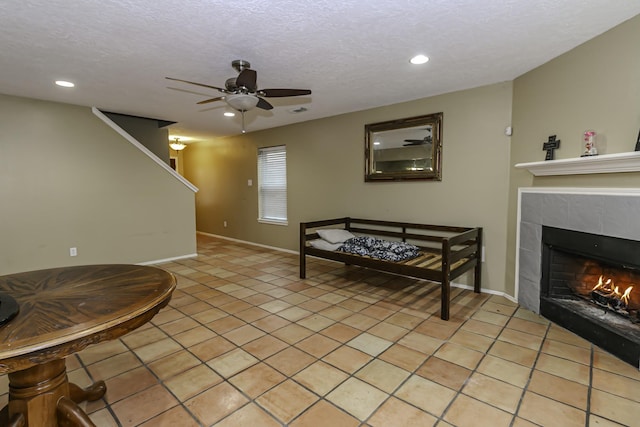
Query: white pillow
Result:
<box><xmin>316</xmin><ymin>228</ymin><xmax>355</xmax><ymax>244</ymax></box>
<box><xmin>309</xmin><ymin>239</ymin><xmax>343</xmax><ymax>251</ymax></box>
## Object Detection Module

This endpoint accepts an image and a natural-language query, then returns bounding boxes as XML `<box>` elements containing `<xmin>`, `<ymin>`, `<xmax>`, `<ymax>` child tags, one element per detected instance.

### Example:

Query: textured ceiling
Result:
<box><xmin>1</xmin><ymin>0</ymin><xmax>639</xmax><ymax>143</ymax></box>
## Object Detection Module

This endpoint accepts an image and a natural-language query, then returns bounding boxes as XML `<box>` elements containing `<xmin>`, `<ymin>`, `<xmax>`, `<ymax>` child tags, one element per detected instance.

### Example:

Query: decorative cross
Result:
<box><xmin>543</xmin><ymin>135</ymin><xmax>560</xmax><ymax>160</ymax></box>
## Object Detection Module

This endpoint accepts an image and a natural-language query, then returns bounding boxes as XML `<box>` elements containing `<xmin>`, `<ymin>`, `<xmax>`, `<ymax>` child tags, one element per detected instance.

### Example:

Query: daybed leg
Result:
<box><xmin>441</xmin><ymin>239</ymin><xmax>451</xmax><ymax>320</ymax></box>
<box><xmin>474</xmin><ymin>227</ymin><xmax>483</xmax><ymax>293</ymax></box>
<box><xmin>473</xmin><ymin>262</ymin><xmax>481</xmax><ymax>293</ymax></box>
<box><xmin>299</xmin><ymin>222</ymin><xmax>306</xmax><ymax>279</ymax></box>
<box><xmin>441</xmin><ymin>278</ymin><xmax>450</xmax><ymax>321</ymax></box>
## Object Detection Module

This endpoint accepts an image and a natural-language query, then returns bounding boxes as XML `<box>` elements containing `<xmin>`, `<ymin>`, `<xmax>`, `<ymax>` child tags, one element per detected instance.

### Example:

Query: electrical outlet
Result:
<box><xmin>223</xmin><ymin>221</ymin><xmax>228</xmax><ymax>228</ymax></box>
<box><xmin>70</xmin><ymin>247</ymin><xmax>77</xmax><ymax>257</ymax></box>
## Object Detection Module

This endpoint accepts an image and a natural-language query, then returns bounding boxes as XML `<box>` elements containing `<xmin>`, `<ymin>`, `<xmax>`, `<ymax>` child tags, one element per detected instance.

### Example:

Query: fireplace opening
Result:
<box><xmin>540</xmin><ymin>226</ymin><xmax>640</xmax><ymax>367</ymax></box>
<box><xmin>544</xmin><ymin>250</ymin><xmax>640</xmax><ymax>323</ymax></box>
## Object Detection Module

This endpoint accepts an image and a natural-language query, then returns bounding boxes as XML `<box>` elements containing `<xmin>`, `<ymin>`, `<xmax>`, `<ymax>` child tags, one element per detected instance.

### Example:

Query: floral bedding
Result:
<box><xmin>337</xmin><ymin>236</ymin><xmax>421</xmax><ymax>262</ymax></box>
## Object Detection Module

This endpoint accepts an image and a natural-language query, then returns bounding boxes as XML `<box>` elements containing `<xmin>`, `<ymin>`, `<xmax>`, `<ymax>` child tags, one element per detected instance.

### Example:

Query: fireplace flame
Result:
<box><xmin>621</xmin><ymin>286</ymin><xmax>633</xmax><ymax>305</ymax></box>
<box><xmin>590</xmin><ymin>275</ymin><xmax>633</xmax><ymax>311</ymax></box>
<box><xmin>592</xmin><ymin>276</ymin><xmax>611</xmax><ymax>292</ymax></box>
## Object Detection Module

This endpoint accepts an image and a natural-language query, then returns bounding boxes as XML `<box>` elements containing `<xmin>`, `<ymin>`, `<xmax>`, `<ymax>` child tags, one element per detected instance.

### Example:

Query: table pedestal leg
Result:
<box><xmin>58</xmin><ymin>383</ymin><xmax>106</xmax><ymax>427</ymax></box>
<box><xmin>3</xmin><ymin>359</ymin><xmax>107</xmax><ymax>427</ymax></box>
<box><xmin>0</xmin><ymin>407</ymin><xmax>25</xmax><ymax>427</ymax></box>
<box><xmin>7</xmin><ymin>359</ymin><xmax>68</xmax><ymax>427</ymax></box>
<box><xmin>56</xmin><ymin>397</ymin><xmax>95</xmax><ymax>427</ymax></box>
<box><xmin>69</xmin><ymin>381</ymin><xmax>106</xmax><ymax>403</ymax></box>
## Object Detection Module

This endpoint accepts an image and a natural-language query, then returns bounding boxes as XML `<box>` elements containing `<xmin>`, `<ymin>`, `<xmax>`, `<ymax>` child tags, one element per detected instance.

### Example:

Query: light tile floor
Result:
<box><xmin>2</xmin><ymin>234</ymin><xmax>639</xmax><ymax>426</ymax></box>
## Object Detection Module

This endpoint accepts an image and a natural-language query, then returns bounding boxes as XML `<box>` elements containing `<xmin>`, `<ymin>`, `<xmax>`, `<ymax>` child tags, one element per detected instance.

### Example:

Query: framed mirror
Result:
<box><xmin>365</xmin><ymin>112</ymin><xmax>442</xmax><ymax>181</ymax></box>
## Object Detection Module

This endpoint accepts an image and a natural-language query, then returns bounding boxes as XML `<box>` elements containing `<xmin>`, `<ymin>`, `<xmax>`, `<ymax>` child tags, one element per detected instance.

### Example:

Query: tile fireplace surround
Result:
<box><xmin>516</xmin><ymin>187</ymin><xmax>640</xmax><ymax>317</ymax></box>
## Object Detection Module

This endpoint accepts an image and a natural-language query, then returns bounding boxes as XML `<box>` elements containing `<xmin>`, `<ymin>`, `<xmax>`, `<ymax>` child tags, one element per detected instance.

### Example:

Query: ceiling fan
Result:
<box><xmin>166</xmin><ymin>60</ymin><xmax>311</xmax><ymax>132</ymax></box>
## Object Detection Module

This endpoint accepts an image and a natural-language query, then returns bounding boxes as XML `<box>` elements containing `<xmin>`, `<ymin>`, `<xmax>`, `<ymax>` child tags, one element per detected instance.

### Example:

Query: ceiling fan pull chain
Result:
<box><xmin>241</xmin><ymin>110</ymin><xmax>246</xmax><ymax>134</ymax></box>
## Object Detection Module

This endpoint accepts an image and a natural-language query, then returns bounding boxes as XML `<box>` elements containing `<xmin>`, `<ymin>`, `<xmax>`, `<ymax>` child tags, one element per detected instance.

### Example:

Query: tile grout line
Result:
<box><xmin>216</xmin><ymin>276</ymin><xmax>512</xmax><ymax>425</ymax></box>
<box><xmin>200</xmin><ymin>270</ymin><xmax>444</xmax><ymax>424</ymax></box>
<box><xmin>585</xmin><ymin>345</ymin><xmax>594</xmax><ymax>427</ymax></box>
<box><xmin>176</xmin><ymin>246</ymin><xmax>535</xmax><ymax>425</ymax></box>
<box><xmin>71</xmin><ymin>352</ymin><xmax>124</xmax><ymax>427</ymax></box>
<box><xmin>172</xmin><ymin>265</ymin><xmax>386</xmax><ymax>425</ymax></box>
<box><xmin>170</xmin><ymin>272</ymin><xmax>290</xmax><ymax>426</ymax></box>
<box><xmin>161</xmin><ymin>268</ymin><xmax>291</xmax><ymax>426</ymax></box>
<box><xmin>119</xmin><ymin>266</ymin><xmax>280</xmax><ymax>426</ymax></box>
<box><xmin>117</xmin><ymin>320</ymin><xmax>204</xmax><ymax>427</ymax></box>
<box><xmin>509</xmin><ymin>314</ymin><xmax>552</xmax><ymax>427</ymax></box>
<box><xmin>438</xmin><ymin>296</ymin><xmax>519</xmax><ymax>426</ymax></box>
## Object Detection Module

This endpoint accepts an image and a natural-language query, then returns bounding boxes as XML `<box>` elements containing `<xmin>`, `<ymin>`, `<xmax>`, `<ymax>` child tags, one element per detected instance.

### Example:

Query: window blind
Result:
<box><xmin>258</xmin><ymin>145</ymin><xmax>287</xmax><ymax>223</ymax></box>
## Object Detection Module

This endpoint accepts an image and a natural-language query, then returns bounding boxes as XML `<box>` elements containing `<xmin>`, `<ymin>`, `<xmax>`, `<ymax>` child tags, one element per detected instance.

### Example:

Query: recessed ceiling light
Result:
<box><xmin>410</xmin><ymin>55</ymin><xmax>429</xmax><ymax>65</ymax></box>
<box><xmin>373</xmin><ymin>141</ymin><xmax>381</xmax><ymax>146</ymax></box>
<box><xmin>224</xmin><ymin>111</ymin><xmax>235</xmax><ymax>117</ymax></box>
<box><xmin>55</xmin><ymin>80</ymin><xmax>75</xmax><ymax>88</ymax></box>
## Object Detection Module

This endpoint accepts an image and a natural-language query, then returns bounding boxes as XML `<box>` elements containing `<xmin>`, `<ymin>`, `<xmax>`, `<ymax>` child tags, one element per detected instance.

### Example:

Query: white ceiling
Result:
<box><xmin>1</xmin><ymin>1</ymin><xmax>639</xmax><ymax>143</ymax></box>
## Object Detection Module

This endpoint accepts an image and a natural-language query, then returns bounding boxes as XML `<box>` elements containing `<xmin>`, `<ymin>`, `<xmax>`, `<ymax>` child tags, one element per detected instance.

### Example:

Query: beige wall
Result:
<box><xmin>184</xmin><ymin>82</ymin><xmax>513</xmax><ymax>293</ymax></box>
<box><xmin>506</xmin><ymin>15</ymin><xmax>640</xmax><ymax>294</ymax></box>
<box><xmin>0</xmin><ymin>94</ymin><xmax>197</xmax><ymax>275</ymax></box>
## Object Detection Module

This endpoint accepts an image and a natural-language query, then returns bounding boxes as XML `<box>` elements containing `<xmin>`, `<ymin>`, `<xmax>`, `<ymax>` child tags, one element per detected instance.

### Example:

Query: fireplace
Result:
<box><xmin>517</xmin><ymin>188</ymin><xmax>640</xmax><ymax>367</ymax></box>
<box><xmin>540</xmin><ymin>226</ymin><xmax>640</xmax><ymax>366</ymax></box>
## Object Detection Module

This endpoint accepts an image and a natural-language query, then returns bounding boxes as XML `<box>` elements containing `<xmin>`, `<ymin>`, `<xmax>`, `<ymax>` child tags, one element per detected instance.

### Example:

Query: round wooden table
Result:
<box><xmin>0</xmin><ymin>264</ymin><xmax>176</xmax><ymax>427</ymax></box>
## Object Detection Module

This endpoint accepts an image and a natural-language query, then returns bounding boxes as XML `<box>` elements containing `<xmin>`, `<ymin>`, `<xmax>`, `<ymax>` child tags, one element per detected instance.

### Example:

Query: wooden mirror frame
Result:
<box><xmin>364</xmin><ymin>112</ymin><xmax>443</xmax><ymax>182</ymax></box>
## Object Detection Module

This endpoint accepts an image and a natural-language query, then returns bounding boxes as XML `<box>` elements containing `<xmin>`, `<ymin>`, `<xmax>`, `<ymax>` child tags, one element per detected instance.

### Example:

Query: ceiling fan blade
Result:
<box><xmin>259</xmin><ymin>88</ymin><xmax>312</xmax><ymax>97</ymax></box>
<box><xmin>236</xmin><ymin>69</ymin><xmax>257</xmax><ymax>91</ymax></box>
<box><xmin>197</xmin><ymin>96</ymin><xmax>225</xmax><ymax>105</ymax></box>
<box><xmin>165</xmin><ymin>77</ymin><xmax>228</xmax><ymax>93</ymax></box>
<box><xmin>256</xmin><ymin>97</ymin><xmax>273</xmax><ymax>110</ymax></box>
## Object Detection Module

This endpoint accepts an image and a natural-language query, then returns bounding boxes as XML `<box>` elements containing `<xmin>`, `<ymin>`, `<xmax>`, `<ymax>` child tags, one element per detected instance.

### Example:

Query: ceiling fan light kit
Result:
<box><xmin>166</xmin><ymin>59</ymin><xmax>311</xmax><ymax>132</ymax></box>
<box><xmin>226</xmin><ymin>93</ymin><xmax>259</xmax><ymax>111</ymax></box>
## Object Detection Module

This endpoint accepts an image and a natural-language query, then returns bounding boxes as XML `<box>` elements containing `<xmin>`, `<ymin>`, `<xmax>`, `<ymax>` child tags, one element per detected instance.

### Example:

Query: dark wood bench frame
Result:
<box><xmin>300</xmin><ymin>217</ymin><xmax>482</xmax><ymax>320</ymax></box>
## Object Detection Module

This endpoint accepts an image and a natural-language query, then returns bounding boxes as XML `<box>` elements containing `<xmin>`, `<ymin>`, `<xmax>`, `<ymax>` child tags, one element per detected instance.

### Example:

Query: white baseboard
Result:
<box><xmin>197</xmin><ymin>231</ymin><xmax>298</xmax><ymax>255</ymax></box>
<box><xmin>451</xmin><ymin>282</ymin><xmax>517</xmax><ymax>302</ymax></box>
<box><xmin>138</xmin><ymin>253</ymin><xmax>198</xmax><ymax>266</ymax></box>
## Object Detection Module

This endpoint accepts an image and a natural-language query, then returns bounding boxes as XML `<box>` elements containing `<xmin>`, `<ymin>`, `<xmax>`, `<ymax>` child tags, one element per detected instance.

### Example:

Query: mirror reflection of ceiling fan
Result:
<box><xmin>166</xmin><ymin>60</ymin><xmax>311</xmax><ymax>132</ymax></box>
<box><xmin>402</xmin><ymin>126</ymin><xmax>433</xmax><ymax>146</ymax></box>
<box><xmin>403</xmin><ymin>135</ymin><xmax>433</xmax><ymax>146</ymax></box>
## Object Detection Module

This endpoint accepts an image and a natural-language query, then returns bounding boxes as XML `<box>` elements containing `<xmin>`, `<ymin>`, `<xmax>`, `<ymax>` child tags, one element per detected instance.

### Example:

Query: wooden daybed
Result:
<box><xmin>299</xmin><ymin>217</ymin><xmax>482</xmax><ymax>320</ymax></box>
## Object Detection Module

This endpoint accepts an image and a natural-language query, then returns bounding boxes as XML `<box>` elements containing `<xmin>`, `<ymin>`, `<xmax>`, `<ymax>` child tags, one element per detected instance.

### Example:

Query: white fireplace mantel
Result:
<box><xmin>515</xmin><ymin>151</ymin><xmax>640</xmax><ymax>176</ymax></box>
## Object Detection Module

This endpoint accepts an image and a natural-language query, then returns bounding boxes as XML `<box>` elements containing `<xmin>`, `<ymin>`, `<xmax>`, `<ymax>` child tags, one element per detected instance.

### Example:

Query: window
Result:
<box><xmin>257</xmin><ymin>145</ymin><xmax>287</xmax><ymax>224</ymax></box>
